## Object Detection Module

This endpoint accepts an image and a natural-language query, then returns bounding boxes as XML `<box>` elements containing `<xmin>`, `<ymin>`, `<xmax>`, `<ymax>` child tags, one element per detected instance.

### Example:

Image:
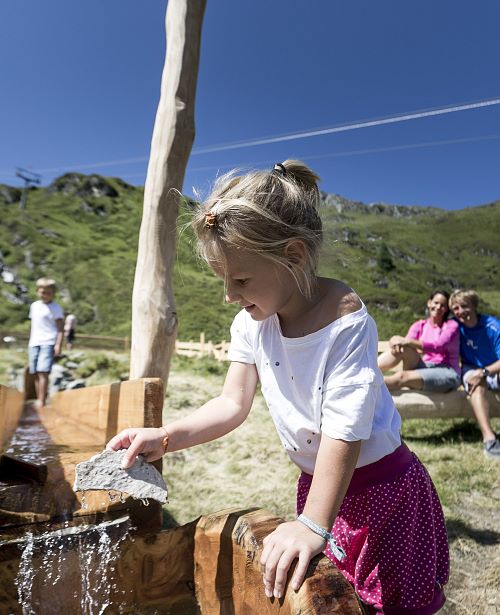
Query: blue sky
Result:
<box><xmin>1</xmin><ymin>0</ymin><xmax>499</xmax><ymax>210</ymax></box>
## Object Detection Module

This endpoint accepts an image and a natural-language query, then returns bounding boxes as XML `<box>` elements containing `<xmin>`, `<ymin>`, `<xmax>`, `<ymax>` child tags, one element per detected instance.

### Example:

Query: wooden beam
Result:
<box><xmin>130</xmin><ymin>0</ymin><xmax>206</xmax><ymax>383</ymax></box>
<box><xmin>194</xmin><ymin>508</ymin><xmax>364</xmax><ymax>614</ymax></box>
<box><xmin>0</xmin><ymin>384</ymin><xmax>24</xmax><ymax>451</ymax></box>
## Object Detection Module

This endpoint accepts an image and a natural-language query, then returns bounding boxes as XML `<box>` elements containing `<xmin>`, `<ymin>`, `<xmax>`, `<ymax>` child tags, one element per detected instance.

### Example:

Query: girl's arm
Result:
<box><xmin>260</xmin><ymin>435</ymin><xmax>361</xmax><ymax>599</ymax></box>
<box><xmin>107</xmin><ymin>361</ymin><xmax>258</xmax><ymax>468</ymax></box>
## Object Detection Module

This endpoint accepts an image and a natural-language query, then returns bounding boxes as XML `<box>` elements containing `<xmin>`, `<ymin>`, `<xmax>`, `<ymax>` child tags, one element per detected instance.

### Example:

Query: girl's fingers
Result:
<box><xmin>271</xmin><ymin>549</ymin><xmax>298</xmax><ymax>598</ymax></box>
<box><xmin>290</xmin><ymin>552</ymin><xmax>310</xmax><ymax>591</ymax></box>
<box><xmin>106</xmin><ymin>430</ymin><xmax>135</xmax><ymax>452</ymax></box>
<box><xmin>121</xmin><ymin>437</ymin><xmax>145</xmax><ymax>468</ymax></box>
<box><xmin>261</xmin><ymin>541</ymin><xmax>280</xmax><ymax>597</ymax></box>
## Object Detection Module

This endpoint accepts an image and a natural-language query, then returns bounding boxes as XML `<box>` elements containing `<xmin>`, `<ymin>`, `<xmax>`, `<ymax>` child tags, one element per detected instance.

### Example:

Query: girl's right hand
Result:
<box><xmin>106</xmin><ymin>427</ymin><xmax>168</xmax><ymax>469</ymax></box>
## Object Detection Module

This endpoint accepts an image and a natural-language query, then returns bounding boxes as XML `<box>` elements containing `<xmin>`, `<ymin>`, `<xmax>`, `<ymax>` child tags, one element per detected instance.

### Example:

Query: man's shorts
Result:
<box><xmin>414</xmin><ymin>360</ymin><xmax>461</xmax><ymax>393</ymax></box>
<box><xmin>28</xmin><ymin>345</ymin><xmax>55</xmax><ymax>374</ymax></box>
<box><xmin>462</xmin><ymin>365</ymin><xmax>500</xmax><ymax>393</ymax></box>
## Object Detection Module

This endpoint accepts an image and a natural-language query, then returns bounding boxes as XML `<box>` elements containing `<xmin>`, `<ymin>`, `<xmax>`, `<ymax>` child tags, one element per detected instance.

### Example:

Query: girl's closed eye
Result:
<box><xmin>236</xmin><ymin>278</ymin><xmax>249</xmax><ymax>286</ymax></box>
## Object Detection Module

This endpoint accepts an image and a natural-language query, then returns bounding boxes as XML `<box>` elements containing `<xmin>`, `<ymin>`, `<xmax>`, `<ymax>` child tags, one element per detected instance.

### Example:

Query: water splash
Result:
<box><xmin>16</xmin><ymin>532</ymin><xmax>35</xmax><ymax>615</ymax></box>
<box><xmin>14</xmin><ymin>517</ymin><xmax>130</xmax><ymax>614</ymax></box>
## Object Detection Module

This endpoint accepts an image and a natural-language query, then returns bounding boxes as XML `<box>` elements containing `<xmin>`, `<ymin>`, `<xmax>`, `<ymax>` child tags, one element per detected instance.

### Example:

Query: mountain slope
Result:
<box><xmin>1</xmin><ymin>173</ymin><xmax>498</xmax><ymax>341</ymax></box>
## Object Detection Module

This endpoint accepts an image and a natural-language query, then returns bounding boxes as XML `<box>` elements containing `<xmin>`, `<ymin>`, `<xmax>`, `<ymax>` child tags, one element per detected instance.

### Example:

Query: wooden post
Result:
<box><xmin>129</xmin><ymin>0</ymin><xmax>207</xmax><ymax>383</ymax></box>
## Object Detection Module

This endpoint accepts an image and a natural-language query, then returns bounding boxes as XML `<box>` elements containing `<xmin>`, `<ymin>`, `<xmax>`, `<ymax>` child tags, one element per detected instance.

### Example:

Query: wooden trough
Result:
<box><xmin>0</xmin><ymin>381</ymin><xmax>364</xmax><ymax>615</ymax></box>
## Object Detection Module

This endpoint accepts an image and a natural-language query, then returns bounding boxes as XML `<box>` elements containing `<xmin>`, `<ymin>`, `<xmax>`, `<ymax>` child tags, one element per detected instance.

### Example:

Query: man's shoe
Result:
<box><xmin>484</xmin><ymin>437</ymin><xmax>500</xmax><ymax>459</ymax></box>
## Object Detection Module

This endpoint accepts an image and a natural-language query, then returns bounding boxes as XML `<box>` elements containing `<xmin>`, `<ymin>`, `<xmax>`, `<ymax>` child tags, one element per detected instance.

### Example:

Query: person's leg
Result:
<box><xmin>384</xmin><ymin>370</ymin><xmax>424</xmax><ymax>391</ymax></box>
<box><xmin>37</xmin><ymin>372</ymin><xmax>50</xmax><ymax>407</ymax></box>
<box><xmin>400</xmin><ymin>346</ymin><xmax>422</xmax><ymax>370</ymax></box>
<box><xmin>378</xmin><ymin>346</ymin><xmax>422</xmax><ymax>371</ymax></box>
<box><xmin>35</xmin><ymin>345</ymin><xmax>55</xmax><ymax>407</ymax></box>
<box><xmin>467</xmin><ymin>383</ymin><xmax>495</xmax><ymax>440</ymax></box>
<box><xmin>377</xmin><ymin>350</ymin><xmax>400</xmax><ymax>371</ymax></box>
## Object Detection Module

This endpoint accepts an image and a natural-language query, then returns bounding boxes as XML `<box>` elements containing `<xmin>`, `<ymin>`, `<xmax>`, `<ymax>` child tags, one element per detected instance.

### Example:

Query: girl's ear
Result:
<box><xmin>284</xmin><ymin>240</ymin><xmax>307</xmax><ymax>267</ymax></box>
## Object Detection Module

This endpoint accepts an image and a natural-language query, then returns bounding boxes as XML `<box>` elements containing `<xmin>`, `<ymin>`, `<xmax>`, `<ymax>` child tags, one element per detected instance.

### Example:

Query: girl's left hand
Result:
<box><xmin>260</xmin><ymin>520</ymin><xmax>326</xmax><ymax>599</ymax></box>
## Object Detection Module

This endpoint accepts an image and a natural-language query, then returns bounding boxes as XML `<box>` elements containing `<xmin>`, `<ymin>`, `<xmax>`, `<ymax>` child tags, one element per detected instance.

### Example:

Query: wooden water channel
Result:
<box><xmin>0</xmin><ymin>381</ymin><xmax>364</xmax><ymax>614</ymax></box>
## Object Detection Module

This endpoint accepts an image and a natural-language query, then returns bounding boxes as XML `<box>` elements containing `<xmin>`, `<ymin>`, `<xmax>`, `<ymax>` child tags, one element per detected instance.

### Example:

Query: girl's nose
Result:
<box><xmin>225</xmin><ymin>289</ymin><xmax>240</xmax><ymax>304</ymax></box>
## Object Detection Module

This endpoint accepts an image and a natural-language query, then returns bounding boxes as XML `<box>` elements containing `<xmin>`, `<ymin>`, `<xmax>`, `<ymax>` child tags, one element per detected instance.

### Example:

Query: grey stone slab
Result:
<box><xmin>73</xmin><ymin>449</ymin><xmax>168</xmax><ymax>504</ymax></box>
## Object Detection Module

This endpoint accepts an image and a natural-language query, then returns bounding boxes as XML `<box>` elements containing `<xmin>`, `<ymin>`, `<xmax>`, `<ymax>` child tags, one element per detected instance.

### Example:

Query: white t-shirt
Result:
<box><xmin>227</xmin><ymin>304</ymin><xmax>401</xmax><ymax>474</ymax></box>
<box><xmin>28</xmin><ymin>300</ymin><xmax>64</xmax><ymax>347</ymax></box>
<box><xmin>64</xmin><ymin>313</ymin><xmax>77</xmax><ymax>333</ymax></box>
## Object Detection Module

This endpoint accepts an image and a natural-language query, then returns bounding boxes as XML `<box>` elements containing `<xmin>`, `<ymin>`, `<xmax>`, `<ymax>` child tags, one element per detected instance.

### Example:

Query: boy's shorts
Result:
<box><xmin>462</xmin><ymin>365</ymin><xmax>500</xmax><ymax>392</ymax></box>
<box><xmin>28</xmin><ymin>345</ymin><xmax>55</xmax><ymax>374</ymax></box>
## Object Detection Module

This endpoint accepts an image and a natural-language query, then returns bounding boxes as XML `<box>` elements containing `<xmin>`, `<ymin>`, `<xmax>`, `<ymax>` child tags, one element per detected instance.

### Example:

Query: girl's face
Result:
<box><xmin>427</xmin><ymin>293</ymin><xmax>448</xmax><ymax>323</ymax></box>
<box><xmin>211</xmin><ymin>249</ymin><xmax>297</xmax><ymax>322</ymax></box>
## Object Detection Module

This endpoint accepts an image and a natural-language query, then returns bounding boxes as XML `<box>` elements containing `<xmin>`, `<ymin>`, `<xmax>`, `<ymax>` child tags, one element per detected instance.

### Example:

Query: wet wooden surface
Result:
<box><xmin>0</xmin><ymin>379</ymin><xmax>164</xmax><ymax>532</ymax></box>
<box><xmin>0</xmin><ymin>519</ymin><xmax>200</xmax><ymax>615</ymax></box>
<box><xmin>0</xmin><ymin>508</ymin><xmax>366</xmax><ymax>615</ymax></box>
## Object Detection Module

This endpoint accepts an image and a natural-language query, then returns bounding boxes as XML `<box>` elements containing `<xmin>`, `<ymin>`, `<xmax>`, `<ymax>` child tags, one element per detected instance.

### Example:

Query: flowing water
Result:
<box><xmin>12</xmin><ymin>516</ymin><xmax>131</xmax><ymax>615</ymax></box>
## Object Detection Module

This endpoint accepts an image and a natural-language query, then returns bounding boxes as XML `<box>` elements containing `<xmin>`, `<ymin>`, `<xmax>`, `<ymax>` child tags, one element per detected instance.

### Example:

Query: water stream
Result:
<box><xmin>12</xmin><ymin>516</ymin><xmax>131</xmax><ymax>615</ymax></box>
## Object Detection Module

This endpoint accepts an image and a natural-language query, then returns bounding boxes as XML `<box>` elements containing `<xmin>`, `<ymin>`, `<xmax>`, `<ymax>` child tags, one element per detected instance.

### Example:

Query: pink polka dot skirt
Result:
<box><xmin>296</xmin><ymin>443</ymin><xmax>449</xmax><ymax>614</ymax></box>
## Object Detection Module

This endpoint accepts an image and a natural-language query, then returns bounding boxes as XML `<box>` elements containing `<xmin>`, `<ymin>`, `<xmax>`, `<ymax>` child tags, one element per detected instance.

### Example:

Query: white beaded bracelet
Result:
<box><xmin>297</xmin><ymin>514</ymin><xmax>347</xmax><ymax>561</ymax></box>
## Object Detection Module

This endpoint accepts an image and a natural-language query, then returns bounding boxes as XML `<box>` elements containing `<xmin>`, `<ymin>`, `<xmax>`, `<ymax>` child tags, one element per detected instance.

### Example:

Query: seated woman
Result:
<box><xmin>378</xmin><ymin>290</ymin><xmax>461</xmax><ymax>392</ymax></box>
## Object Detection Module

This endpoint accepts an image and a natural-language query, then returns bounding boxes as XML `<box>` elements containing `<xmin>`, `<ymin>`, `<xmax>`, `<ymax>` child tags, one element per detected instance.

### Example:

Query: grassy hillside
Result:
<box><xmin>1</xmin><ymin>173</ymin><xmax>499</xmax><ymax>341</ymax></box>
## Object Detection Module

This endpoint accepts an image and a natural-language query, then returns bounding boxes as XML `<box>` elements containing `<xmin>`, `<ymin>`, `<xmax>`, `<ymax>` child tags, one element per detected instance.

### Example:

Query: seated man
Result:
<box><xmin>450</xmin><ymin>289</ymin><xmax>500</xmax><ymax>459</ymax></box>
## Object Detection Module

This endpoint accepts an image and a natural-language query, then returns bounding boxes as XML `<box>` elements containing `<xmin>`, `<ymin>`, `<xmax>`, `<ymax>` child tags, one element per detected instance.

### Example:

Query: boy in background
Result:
<box><xmin>28</xmin><ymin>278</ymin><xmax>64</xmax><ymax>408</ymax></box>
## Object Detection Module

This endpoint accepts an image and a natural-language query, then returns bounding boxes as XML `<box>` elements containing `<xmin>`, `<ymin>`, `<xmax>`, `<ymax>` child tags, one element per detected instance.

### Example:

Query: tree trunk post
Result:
<box><xmin>130</xmin><ymin>0</ymin><xmax>206</xmax><ymax>383</ymax></box>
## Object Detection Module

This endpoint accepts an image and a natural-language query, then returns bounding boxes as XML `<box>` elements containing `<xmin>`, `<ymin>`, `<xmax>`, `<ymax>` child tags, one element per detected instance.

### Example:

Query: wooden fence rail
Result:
<box><xmin>2</xmin><ymin>332</ymin><xmax>391</xmax><ymax>362</ymax></box>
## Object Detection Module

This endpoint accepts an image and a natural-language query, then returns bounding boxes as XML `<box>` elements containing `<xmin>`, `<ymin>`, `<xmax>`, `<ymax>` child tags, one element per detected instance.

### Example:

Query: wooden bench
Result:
<box><xmin>378</xmin><ymin>341</ymin><xmax>500</xmax><ymax>419</ymax></box>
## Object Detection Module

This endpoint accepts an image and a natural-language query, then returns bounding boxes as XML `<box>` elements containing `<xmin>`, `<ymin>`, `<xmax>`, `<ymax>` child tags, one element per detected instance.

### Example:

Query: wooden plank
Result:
<box><xmin>0</xmin><ymin>384</ymin><xmax>24</xmax><ymax>451</ymax></box>
<box><xmin>0</xmin><ymin>379</ymin><xmax>164</xmax><ymax>531</ymax></box>
<box><xmin>0</xmin><ymin>454</ymin><xmax>47</xmax><ymax>484</ymax></box>
<box><xmin>194</xmin><ymin>508</ymin><xmax>364</xmax><ymax>615</ymax></box>
<box><xmin>49</xmin><ymin>378</ymin><xmax>163</xmax><ymax>441</ymax></box>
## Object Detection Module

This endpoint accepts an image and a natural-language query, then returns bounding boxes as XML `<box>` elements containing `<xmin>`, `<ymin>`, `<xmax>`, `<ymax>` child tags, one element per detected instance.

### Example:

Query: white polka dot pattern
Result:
<box><xmin>296</xmin><ymin>454</ymin><xmax>449</xmax><ymax>613</ymax></box>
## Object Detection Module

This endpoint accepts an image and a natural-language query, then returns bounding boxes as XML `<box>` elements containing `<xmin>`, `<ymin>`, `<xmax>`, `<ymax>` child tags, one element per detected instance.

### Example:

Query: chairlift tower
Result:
<box><xmin>15</xmin><ymin>168</ymin><xmax>41</xmax><ymax>210</ymax></box>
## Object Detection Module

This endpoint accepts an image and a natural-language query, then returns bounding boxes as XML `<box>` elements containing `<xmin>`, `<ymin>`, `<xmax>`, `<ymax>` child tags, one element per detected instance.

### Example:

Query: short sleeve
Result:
<box><xmin>53</xmin><ymin>304</ymin><xmax>64</xmax><ymax>320</ymax></box>
<box><xmin>227</xmin><ymin>310</ymin><xmax>256</xmax><ymax>364</ymax></box>
<box><xmin>321</xmin><ymin>314</ymin><xmax>380</xmax><ymax>441</ymax></box>
<box><xmin>407</xmin><ymin>320</ymin><xmax>423</xmax><ymax>340</ymax></box>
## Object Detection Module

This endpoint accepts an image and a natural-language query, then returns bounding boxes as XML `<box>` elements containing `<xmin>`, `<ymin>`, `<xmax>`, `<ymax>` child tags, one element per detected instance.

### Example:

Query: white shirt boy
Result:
<box><xmin>29</xmin><ymin>300</ymin><xmax>65</xmax><ymax>347</ymax></box>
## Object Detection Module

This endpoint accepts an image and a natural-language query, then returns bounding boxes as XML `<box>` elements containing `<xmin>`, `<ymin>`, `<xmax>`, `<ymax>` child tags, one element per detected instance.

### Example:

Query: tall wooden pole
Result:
<box><xmin>130</xmin><ymin>0</ymin><xmax>206</xmax><ymax>383</ymax></box>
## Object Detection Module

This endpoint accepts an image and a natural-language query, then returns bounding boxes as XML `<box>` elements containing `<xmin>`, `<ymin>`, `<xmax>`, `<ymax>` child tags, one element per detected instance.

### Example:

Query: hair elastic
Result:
<box><xmin>204</xmin><ymin>211</ymin><xmax>217</xmax><ymax>229</ymax></box>
<box><xmin>272</xmin><ymin>162</ymin><xmax>287</xmax><ymax>177</ymax></box>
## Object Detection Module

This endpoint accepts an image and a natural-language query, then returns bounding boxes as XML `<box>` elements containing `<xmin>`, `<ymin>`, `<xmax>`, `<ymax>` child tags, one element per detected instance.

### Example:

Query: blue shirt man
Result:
<box><xmin>450</xmin><ymin>290</ymin><xmax>500</xmax><ymax>460</ymax></box>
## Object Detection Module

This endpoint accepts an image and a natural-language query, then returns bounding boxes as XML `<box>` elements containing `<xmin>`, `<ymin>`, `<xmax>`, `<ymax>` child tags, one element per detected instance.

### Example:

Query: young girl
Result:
<box><xmin>107</xmin><ymin>161</ymin><xmax>449</xmax><ymax>614</ymax></box>
<box><xmin>378</xmin><ymin>290</ymin><xmax>461</xmax><ymax>393</ymax></box>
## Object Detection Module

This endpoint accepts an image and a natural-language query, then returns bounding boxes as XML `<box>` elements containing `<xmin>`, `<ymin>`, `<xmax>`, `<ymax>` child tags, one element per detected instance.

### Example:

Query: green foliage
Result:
<box><xmin>377</xmin><ymin>242</ymin><xmax>395</xmax><ymax>272</ymax></box>
<box><xmin>74</xmin><ymin>353</ymin><xmax>127</xmax><ymax>380</ymax></box>
<box><xmin>1</xmin><ymin>176</ymin><xmax>499</xmax><ymax>343</ymax></box>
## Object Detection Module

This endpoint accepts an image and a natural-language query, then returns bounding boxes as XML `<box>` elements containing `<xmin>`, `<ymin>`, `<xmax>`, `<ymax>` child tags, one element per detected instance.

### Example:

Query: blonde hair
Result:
<box><xmin>449</xmin><ymin>289</ymin><xmax>479</xmax><ymax>310</ymax></box>
<box><xmin>191</xmin><ymin>160</ymin><xmax>323</xmax><ymax>298</ymax></box>
<box><xmin>36</xmin><ymin>277</ymin><xmax>56</xmax><ymax>292</ymax></box>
